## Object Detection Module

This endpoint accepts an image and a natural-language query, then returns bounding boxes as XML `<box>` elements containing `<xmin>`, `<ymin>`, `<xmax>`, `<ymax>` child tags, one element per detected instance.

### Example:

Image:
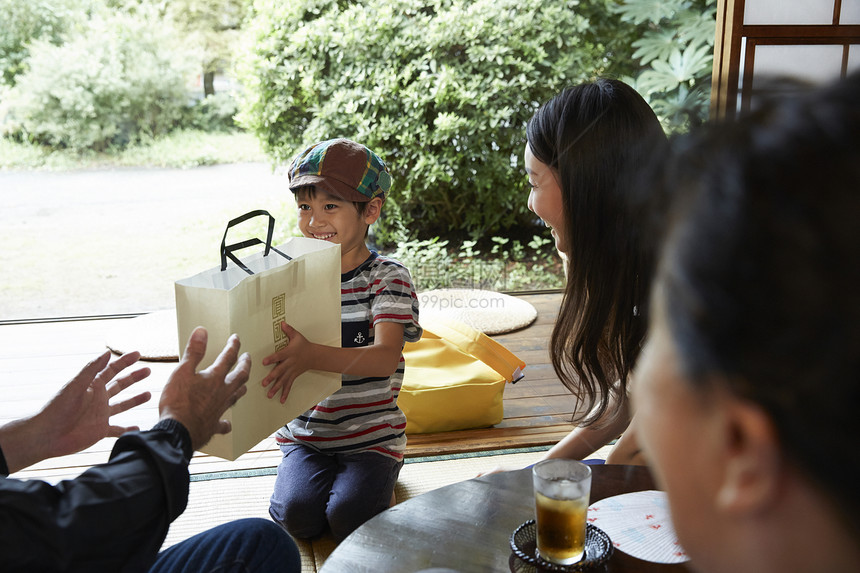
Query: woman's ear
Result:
<box><xmin>363</xmin><ymin>197</ymin><xmax>384</xmax><ymax>225</ymax></box>
<box><xmin>714</xmin><ymin>395</ymin><xmax>783</xmax><ymax>516</ymax></box>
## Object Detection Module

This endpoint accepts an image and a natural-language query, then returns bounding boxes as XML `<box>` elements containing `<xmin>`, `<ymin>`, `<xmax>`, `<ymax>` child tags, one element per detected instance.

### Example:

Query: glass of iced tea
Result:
<box><xmin>532</xmin><ymin>459</ymin><xmax>592</xmax><ymax>565</ymax></box>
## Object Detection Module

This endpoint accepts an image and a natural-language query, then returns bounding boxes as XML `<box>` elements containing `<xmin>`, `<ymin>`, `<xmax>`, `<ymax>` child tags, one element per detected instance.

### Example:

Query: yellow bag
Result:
<box><xmin>400</xmin><ymin>316</ymin><xmax>526</xmax><ymax>434</ymax></box>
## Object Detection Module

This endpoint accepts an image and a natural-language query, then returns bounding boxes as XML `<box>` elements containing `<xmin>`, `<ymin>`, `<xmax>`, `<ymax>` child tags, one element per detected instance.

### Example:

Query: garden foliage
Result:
<box><xmin>0</xmin><ymin>0</ymin><xmax>717</xmax><ymax>236</ymax></box>
<box><xmin>614</xmin><ymin>0</ymin><xmax>717</xmax><ymax>131</ymax></box>
<box><xmin>0</xmin><ymin>0</ymin><xmax>83</xmax><ymax>87</ymax></box>
<box><xmin>157</xmin><ymin>0</ymin><xmax>249</xmax><ymax>96</ymax></box>
<box><xmin>0</xmin><ymin>0</ymin><xmax>247</xmax><ymax>152</ymax></box>
<box><xmin>0</xmin><ymin>6</ymin><xmax>196</xmax><ymax>151</ymax></box>
<box><xmin>238</xmin><ymin>0</ymin><xmax>613</xmax><ymax>244</ymax></box>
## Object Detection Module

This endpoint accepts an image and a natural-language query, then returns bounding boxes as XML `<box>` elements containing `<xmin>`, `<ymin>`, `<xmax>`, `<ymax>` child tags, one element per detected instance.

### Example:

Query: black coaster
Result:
<box><xmin>509</xmin><ymin>520</ymin><xmax>613</xmax><ymax>572</ymax></box>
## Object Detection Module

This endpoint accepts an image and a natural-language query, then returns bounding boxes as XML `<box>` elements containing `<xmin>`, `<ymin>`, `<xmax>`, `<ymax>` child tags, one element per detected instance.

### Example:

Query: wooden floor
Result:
<box><xmin>0</xmin><ymin>291</ymin><xmax>577</xmax><ymax>482</ymax></box>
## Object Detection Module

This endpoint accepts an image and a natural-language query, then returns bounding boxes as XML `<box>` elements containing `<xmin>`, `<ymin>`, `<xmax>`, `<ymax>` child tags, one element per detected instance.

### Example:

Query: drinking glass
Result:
<box><xmin>532</xmin><ymin>459</ymin><xmax>592</xmax><ymax>565</ymax></box>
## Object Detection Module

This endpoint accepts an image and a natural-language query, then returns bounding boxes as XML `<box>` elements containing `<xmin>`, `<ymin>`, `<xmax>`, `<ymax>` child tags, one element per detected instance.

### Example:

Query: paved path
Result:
<box><xmin>0</xmin><ymin>163</ymin><xmax>296</xmax><ymax>320</ymax></box>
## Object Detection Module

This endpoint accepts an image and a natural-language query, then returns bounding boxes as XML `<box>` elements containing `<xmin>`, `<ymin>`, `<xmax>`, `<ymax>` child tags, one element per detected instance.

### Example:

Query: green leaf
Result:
<box><xmin>637</xmin><ymin>43</ymin><xmax>712</xmax><ymax>94</ymax></box>
<box><xmin>675</xmin><ymin>5</ymin><xmax>719</xmax><ymax>47</ymax></box>
<box><xmin>631</xmin><ymin>29</ymin><xmax>679</xmax><ymax>65</ymax></box>
<box><xmin>611</xmin><ymin>0</ymin><xmax>692</xmax><ymax>26</ymax></box>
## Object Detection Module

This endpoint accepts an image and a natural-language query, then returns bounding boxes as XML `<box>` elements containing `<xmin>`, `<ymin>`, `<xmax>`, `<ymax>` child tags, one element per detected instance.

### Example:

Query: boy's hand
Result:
<box><xmin>261</xmin><ymin>322</ymin><xmax>315</xmax><ymax>404</ymax></box>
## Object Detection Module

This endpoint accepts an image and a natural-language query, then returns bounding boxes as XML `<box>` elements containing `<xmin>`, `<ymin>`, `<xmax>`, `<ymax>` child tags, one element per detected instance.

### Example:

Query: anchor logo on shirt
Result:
<box><xmin>354</xmin><ymin>332</ymin><xmax>365</xmax><ymax>344</ymax></box>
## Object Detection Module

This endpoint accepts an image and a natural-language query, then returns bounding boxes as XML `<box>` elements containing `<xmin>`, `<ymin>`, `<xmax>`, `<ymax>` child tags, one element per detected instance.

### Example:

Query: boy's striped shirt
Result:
<box><xmin>277</xmin><ymin>252</ymin><xmax>421</xmax><ymax>461</ymax></box>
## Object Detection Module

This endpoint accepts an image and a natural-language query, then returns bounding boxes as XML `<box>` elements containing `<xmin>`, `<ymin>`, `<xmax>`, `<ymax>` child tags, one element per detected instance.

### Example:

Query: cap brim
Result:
<box><xmin>289</xmin><ymin>175</ymin><xmax>371</xmax><ymax>203</ymax></box>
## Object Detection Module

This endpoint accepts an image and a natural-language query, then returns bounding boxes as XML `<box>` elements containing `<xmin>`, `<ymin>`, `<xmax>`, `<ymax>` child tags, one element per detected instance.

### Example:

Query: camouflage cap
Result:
<box><xmin>287</xmin><ymin>138</ymin><xmax>392</xmax><ymax>202</ymax></box>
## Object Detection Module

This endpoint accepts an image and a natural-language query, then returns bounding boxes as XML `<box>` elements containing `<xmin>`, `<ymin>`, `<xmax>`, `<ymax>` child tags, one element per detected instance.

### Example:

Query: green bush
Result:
<box><xmin>0</xmin><ymin>0</ymin><xmax>83</xmax><ymax>87</ymax></box>
<box><xmin>386</xmin><ymin>235</ymin><xmax>564</xmax><ymax>292</ymax></box>
<box><xmin>238</xmin><ymin>0</ymin><xmax>610</xmax><ymax>244</ymax></box>
<box><xmin>182</xmin><ymin>93</ymin><xmax>241</xmax><ymax>132</ymax></box>
<box><xmin>0</xmin><ymin>8</ymin><xmax>196</xmax><ymax>152</ymax></box>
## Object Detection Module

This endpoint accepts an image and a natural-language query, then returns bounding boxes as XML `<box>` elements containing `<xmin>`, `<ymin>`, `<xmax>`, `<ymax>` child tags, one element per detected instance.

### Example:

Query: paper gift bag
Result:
<box><xmin>175</xmin><ymin>210</ymin><xmax>341</xmax><ymax>460</ymax></box>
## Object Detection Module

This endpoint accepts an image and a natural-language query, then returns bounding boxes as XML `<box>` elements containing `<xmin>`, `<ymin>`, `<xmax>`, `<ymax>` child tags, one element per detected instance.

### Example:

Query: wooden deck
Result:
<box><xmin>0</xmin><ymin>291</ymin><xmax>577</xmax><ymax>482</ymax></box>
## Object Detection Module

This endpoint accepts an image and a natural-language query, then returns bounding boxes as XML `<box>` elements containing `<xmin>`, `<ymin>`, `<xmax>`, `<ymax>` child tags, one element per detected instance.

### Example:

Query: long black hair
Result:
<box><xmin>526</xmin><ymin>79</ymin><xmax>667</xmax><ymax>424</ymax></box>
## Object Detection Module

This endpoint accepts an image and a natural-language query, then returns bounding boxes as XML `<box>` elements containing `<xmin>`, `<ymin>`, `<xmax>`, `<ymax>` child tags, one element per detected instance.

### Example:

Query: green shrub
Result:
<box><xmin>182</xmin><ymin>93</ymin><xmax>241</xmax><ymax>132</ymax></box>
<box><xmin>0</xmin><ymin>8</ymin><xmax>196</xmax><ymax>152</ymax></box>
<box><xmin>238</xmin><ymin>0</ymin><xmax>610</xmax><ymax>244</ymax></box>
<box><xmin>0</xmin><ymin>0</ymin><xmax>83</xmax><ymax>87</ymax></box>
<box><xmin>386</xmin><ymin>235</ymin><xmax>564</xmax><ymax>292</ymax></box>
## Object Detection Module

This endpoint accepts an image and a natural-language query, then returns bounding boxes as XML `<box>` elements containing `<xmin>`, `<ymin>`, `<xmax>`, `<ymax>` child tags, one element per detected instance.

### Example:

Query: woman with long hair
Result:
<box><xmin>525</xmin><ymin>78</ymin><xmax>666</xmax><ymax>463</ymax></box>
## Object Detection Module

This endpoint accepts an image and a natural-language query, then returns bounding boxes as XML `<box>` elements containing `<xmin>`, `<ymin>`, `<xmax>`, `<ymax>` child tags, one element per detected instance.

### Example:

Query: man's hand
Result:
<box><xmin>158</xmin><ymin>327</ymin><xmax>250</xmax><ymax>451</ymax></box>
<box><xmin>46</xmin><ymin>350</ymin><xmax>153</xmax><ymax>457</ymax></box>
<box><xmin>0</xmin><ymin>350</ymin><xmax>152</xmax><ymax>474</ymax></box>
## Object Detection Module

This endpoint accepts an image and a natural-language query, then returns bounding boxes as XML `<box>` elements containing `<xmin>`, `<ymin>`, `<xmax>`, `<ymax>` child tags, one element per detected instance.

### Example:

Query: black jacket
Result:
<box><xmin>0</xmin><ymin>419</ymin><xmax>192</xmax><ymax>572</ymax></box>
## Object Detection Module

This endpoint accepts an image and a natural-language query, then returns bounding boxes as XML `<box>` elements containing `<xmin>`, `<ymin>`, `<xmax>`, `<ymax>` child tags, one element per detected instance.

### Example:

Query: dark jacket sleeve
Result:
<box><xmin>0</xmin><ymin>418</ymin><xmax>193</xmax><ymax>572</ymax></box>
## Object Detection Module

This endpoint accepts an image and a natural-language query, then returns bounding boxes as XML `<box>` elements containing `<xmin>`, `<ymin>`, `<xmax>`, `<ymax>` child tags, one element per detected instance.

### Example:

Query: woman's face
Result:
<box><xmin>633</xmin><ymin>290</ymin><xmax>728</xmax><ymax>568</ymax></box>
<box><xmin>525</xmin><ymin>142</ymin><xmax>567</xmax><ymax>254</ymax></box>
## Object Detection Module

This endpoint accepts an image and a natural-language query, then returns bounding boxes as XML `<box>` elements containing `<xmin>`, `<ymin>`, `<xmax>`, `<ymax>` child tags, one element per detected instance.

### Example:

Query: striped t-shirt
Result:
<box><xmin>276</xmin><ymin>251</ymin><xmax>422</xmax><ymax>461</ymax></box>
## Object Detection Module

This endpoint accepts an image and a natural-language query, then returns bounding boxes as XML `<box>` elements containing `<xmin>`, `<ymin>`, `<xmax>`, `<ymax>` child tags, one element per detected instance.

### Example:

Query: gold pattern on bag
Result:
<box><xmin>272</xmin><ymin>293</ymin><xmax>288</xmax><ymax>351</ymax></box>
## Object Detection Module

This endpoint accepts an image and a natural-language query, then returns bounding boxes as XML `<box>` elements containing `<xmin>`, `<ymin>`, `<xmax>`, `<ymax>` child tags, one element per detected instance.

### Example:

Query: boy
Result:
<box><xmin>262</xmin><ymin>138</ymin><xmax>422</xmax><ymax>541</ymax></box>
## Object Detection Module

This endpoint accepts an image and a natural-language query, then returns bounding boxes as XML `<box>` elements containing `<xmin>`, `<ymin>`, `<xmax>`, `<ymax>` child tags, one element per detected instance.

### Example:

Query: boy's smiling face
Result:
<box><xmin>295</xmin><ymin>188</ymin><xmax>381</xmax><ymax>272</ymax></box>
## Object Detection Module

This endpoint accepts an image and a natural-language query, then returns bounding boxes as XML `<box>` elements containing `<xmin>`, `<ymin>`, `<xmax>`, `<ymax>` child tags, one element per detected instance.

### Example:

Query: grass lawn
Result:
<box><xmin>0</xmin><ymin>130</ymin><xmax>267</xmax><ymax>171</ymax></box>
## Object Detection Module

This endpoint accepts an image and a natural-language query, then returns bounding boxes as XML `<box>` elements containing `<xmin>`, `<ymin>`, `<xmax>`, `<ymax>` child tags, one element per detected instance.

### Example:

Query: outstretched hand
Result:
<box><xmin>0</xmin><ymin>350</ymin><xmax>152</xmax><ymax>474</ymax></box>
<box><xmin>261</xmin><ymin>322</ymin><xmax>315</xmax><ymax>404</ymax></box>
<box><xmin>158</xmin><ymin>327</ymin><xmax>251</xmax><ymax>451</ymax></box>
<box><xmin>46</xmin><ymin>350</ymin><xmax>153</xmax><ymax>458</ymax></box>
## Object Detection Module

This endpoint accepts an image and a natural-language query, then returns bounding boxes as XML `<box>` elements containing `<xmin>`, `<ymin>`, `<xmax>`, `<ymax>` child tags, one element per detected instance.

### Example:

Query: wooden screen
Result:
<box><xmin>711</xmin><ymin>0</ymin><xmax>860</xmax><ymax>119</ymax></box>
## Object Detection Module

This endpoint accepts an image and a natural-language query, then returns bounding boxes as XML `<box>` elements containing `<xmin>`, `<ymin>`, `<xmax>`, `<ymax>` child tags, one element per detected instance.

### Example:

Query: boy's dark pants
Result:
<box><xmin>269</xmin><ymin>443</ymin><xmax>403</xmax><ymax>541</ymax></box>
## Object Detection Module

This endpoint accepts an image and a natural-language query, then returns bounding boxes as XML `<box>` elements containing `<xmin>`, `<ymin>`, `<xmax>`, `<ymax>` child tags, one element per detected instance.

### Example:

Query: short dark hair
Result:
<box><xmin>654</xmin><ymin>72</ymin><xmax>860</xmax><ymax>537</ymax></box>
<box><xmin>527</xmin><ymin>78</ymin><xmax>667</xmax><ymax>424</ymax></box>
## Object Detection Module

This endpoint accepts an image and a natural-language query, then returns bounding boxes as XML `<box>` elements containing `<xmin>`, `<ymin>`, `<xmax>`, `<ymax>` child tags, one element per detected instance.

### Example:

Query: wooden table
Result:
<box><xmin>321</xmin><ymin>464</ymin><xmax>691</xmax><ymax>572</ymax></box>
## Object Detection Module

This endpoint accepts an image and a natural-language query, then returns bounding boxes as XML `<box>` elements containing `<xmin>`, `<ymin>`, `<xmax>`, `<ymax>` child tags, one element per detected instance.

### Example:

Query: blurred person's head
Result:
<box><xmin>635</xmin><ymin>72</ymin><xmax>860</xmax><ymax>572</ymax></box>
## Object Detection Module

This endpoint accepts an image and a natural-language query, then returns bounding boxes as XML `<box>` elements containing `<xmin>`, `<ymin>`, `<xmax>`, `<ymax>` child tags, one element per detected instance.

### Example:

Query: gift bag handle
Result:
<box><xmin>220</xmin><ymin>209</ymin><xmax>291</xmax><ymax>274</ymax></box>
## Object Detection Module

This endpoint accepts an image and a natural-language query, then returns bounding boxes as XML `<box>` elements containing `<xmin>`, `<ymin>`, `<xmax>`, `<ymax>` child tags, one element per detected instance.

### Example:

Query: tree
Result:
<box><xmin>161</xmin><ymin>0</ymin><xmax>249</xmax><ymax>97</ymax></box>
<box><xmin>105</xmin><ymin>0</ymin><xmax>249</xmax><ymax>98</ymax></box>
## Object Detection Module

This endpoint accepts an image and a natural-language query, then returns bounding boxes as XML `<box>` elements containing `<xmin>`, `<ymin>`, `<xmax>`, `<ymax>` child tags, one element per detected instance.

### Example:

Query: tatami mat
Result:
<box><xmin>163</xmin><ymin>451</ymin><xmax>546</xmax><ymax>571</ymax></box>
<box><xmin>161</xmin><ymin>447</ymin><xmax>611</xmax><ymax>572</ymax></box>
